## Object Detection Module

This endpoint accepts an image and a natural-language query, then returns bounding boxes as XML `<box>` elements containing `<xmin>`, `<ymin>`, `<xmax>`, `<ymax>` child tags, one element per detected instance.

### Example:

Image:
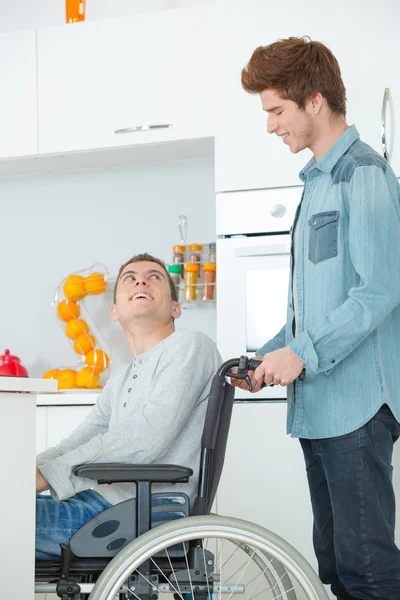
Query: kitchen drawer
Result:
<box><xmin>216</xmin><ymin>186</ymin><xmax>302</xmax><ymax>235</ymax></box>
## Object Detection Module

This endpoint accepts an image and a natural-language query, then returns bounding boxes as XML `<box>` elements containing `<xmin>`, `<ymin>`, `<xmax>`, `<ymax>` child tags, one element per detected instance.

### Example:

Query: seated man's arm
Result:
<box><xmin>36</xmin><ymin>376</ymin><xmax>113</xmax><ymax>468</ymax></box>
<box><xmin>38</xmin><ymin>332</ymin><xmax>220</xmax><ymax>501</ymax></box>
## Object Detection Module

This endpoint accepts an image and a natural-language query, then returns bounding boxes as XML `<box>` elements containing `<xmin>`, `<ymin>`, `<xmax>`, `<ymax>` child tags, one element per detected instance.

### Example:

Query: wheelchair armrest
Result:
<box><xmin>72</xmin><ymin>463</ymin><xmax>193</xmax><ymax>484</ymax></box>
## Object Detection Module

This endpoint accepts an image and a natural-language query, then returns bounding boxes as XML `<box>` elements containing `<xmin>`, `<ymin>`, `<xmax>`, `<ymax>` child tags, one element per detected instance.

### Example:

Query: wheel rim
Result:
<box><xmin>88</xmin><ymin>516</ymin><xmax>327</xmax><ymax>600</ymax></box>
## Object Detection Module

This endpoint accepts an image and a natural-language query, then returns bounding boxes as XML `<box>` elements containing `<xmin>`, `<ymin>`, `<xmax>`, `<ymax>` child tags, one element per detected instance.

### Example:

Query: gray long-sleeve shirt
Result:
<box><xmin>37</xmin><ymin>329</ymin><xmax>222</xmax><ymax>506</ymax></box>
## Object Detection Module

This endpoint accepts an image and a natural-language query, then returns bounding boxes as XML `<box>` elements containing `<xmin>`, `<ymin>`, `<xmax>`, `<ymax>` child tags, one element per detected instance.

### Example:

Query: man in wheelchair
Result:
<box><xmin>35</xmin><ymin>252</ymin><xmax>221</xmax><ymax>561</ymax></box>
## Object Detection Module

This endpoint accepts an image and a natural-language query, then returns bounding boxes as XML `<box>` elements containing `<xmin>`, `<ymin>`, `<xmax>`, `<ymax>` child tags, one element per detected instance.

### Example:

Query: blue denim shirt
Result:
<box><xmin>258</xmin><ymin>125</ymin><xmax>400</xmax><ymax>439</ymax></box>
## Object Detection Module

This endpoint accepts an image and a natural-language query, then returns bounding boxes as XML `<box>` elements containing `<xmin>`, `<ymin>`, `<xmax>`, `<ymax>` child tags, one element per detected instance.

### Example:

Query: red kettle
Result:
<box><xmin>0</xmin><ymin>349</ymin><xmax>29</xmax><ymax>377</ymax></box>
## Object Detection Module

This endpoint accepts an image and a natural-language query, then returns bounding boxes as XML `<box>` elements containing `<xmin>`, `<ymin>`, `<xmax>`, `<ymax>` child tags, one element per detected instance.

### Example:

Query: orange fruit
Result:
<box><xmin>56</xmin><ymin>300</ymin><xmax>80</xmax><ymax>322</ymax></box>
<box><xmin>65</xmin><ymin>318</ymin><xmax>90</xmax><ymax>340</ymax></box>
<box><xmin>85</xmin><ymin>272</ymin><xmax>107</xmax><ymax>295</ymax></box>
<box><xmin>57</xmin><ymin>368</ymin><xmax>77</xmax><ymax>389</ymax></box>
<box><xmin>63</xmin><ymin>275</ymin><xmax>87</xmax><ymax>301</ymax></box>
<box><xmin>43</xmin><ymin>368</ymin><xmax>60</xmax><ymax>380</ymax></box>
<box><xmin>85</xmin><ymin>349</ymin><xmax>110</xmax><ymax>373</ymax></box>
<box><xmin>76</xmin><ymin>366</ymin><xmax>100</xmax><ymax>389</ymax></box>
<box><xmin>73</xmin><ymin>333</ymin><xmax>96</xmax><ymax>356</ymax></box>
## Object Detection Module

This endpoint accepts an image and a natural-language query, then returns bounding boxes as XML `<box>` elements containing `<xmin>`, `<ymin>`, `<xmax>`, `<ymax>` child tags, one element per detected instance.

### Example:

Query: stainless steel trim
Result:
<box><xmin>114</xmin><ymin>124</ymin><xmax>173</xmax><ymax>134</ymax></box>
<box><xmin>235</xmin><ymin>243</ymin><xmax>291</xmax><ymax>258</ymax></box>
<box><xmin>381</xmin><ymin>87</ymin><xmax>390</xmax><ymax>161</ymax></box>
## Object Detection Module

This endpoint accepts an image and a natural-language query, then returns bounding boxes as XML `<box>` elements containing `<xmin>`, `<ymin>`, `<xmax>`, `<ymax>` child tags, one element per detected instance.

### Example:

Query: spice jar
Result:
<box><xmin>201</xmin><ymin>263</ymin><xmax>216</xmax><ymax>301</ymax></box>
<box><xmin>209</xmin><ymin>242</ymin><xmax>216</xmax><ymax>263</ymax></box>
<box><xmin>184</xmin><ymin>264</ymin><xmax>199</xmax><ymax>301</ymax></box>
<box><xmin>189</xmin><ymin>244</ymin><xmax>202</xmax><ymax>263</ymax></box>
<box><xmin>173</xmin><ymin>245</ymin><xmax>186</xmax><ymax>266</ymax></box>
<box><xmin>168</xmin><ymin>265</ymin><xmax>182</xmax><ymax>299</ymax></box>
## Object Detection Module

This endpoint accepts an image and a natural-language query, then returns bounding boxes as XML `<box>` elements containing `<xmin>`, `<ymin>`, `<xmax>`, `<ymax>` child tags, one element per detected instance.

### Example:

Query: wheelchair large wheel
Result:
<box><xmin>88</xmin><ymin>514</ymin><xmax>328</xmax><ymax>600</ymax></box>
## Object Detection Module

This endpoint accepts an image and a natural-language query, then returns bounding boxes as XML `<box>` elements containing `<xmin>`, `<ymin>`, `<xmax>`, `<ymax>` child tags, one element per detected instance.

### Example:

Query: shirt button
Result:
<box><xmin>128</xmin><ymin>387</ymin><xmax>132</xmax><ymax>393</ymax></box>
<box><xmin>331</xmin><ymin>359</ymin><xmax>336</xmax><ymax>364</ymax></box>
<box><xmin>133</xmin><ymin>374</ymin><xmax>137</xmax><ymax>379</ymax></box>
<box><xmin>123</xmin><ymin>402</ymin><xmax>127</xmax><ymax>407</ymax></box>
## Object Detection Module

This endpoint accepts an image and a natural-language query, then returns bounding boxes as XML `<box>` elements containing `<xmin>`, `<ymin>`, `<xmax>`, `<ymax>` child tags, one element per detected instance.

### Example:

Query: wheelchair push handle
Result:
<box><xmin>223</xmin><ymin>354</ymin><xmax>306</xmax><ymax>392</ymax></box>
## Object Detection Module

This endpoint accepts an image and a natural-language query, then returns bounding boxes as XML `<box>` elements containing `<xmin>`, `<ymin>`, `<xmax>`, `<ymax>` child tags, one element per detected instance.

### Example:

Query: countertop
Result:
<box><xmin>0</xmin><ymin>376</ymin><xmax>57</xmax><ymax>393</ymax></box>
<box><xmin>36</xmin><ymin>389</ymin><xmax>100</xmax><ymax>406</ymax></box>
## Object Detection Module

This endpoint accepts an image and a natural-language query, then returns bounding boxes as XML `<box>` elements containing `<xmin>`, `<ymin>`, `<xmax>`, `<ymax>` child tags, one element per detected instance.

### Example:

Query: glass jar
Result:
<box><xmin>184</xmin><ymin>264</ymin><xmax>199</xmax><ymax>301</ymax></box>
<box><xmin>201</xmin><ymin>263</ymin><xmax>216</xmax><ymax>301</ymax></box>
<box><xmin>173</xmin><ymin>245</ymin><xmax>186</xmax><ymax>266</ymax></box>
<box><xmin>209</xmin><ymin>242</ymin><xmax>216</xmax><ymax>263</ymax></box>
<box><xmin>168</xmin><ymin>265</ymin><xmax>182</xmax><ymax>299</ymax></box>
<box><xmin>189</xmin><ymin>244</ymin><xmax>202</xmax><ymax>263</ymax></box>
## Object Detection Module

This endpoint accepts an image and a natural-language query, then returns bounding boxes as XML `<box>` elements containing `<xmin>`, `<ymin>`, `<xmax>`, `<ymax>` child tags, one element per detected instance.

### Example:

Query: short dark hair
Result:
<box><xmin>241</xmin><ymin>36</ymin><xmax>346</xmax><ymax>117</ymax></box>
<box><xmin>113</xmin><ymin>253</ymin><xmax>178</xmax><ymax>303</ymax></box>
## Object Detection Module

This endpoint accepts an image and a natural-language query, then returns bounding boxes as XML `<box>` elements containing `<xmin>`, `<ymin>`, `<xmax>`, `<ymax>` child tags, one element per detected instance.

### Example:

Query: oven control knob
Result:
<box><xmin>270</xmin><ymin>204</ymin><xmax>286</xmax><ymax>218</ymax></box>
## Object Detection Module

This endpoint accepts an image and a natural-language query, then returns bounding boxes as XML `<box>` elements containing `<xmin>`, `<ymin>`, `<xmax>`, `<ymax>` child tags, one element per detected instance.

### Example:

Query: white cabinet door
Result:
<box><xmin>37</xmin><ymin>6</ymin><xmax>214</xmax><ymax>155</ymax></box>
<box><xmin>36</xmin><ymin>406</ymin><xmax>47</xmax><ymax>454</ymax></box>
<box><xmin>215</xmin><ymin>0</ymin><xmax>400</xmax><ymax>192</ymax></box>
<box><xmin>0</xmin><ymin>30</ymin><xmax>37</xmax><ymax>159</ymax></box>
<box><xmin>217</xmin><ymin>403</ymin><xmax>316</xmax><ymax>568</ymax></box>
<box><xmin>46</xmin><ymin>405</ymin><xmax>93</xmax><ymax>448</ymax></box>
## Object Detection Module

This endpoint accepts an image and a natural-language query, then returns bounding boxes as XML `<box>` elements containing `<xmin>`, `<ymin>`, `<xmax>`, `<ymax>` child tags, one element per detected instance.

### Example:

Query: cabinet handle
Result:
<box><xmin>270</xmin><ymin>204</ymin><xmax>286</xmax><ymax>218</ymax></box>
<box><xmin>381</xmin><ymin>87</ymin><xmax>390</xmax><ymax>162</ymax></box>
<box><xmin>114</xmin><ymin>124</ymin><xmax>172</xmax><ymax>134</ymax></box>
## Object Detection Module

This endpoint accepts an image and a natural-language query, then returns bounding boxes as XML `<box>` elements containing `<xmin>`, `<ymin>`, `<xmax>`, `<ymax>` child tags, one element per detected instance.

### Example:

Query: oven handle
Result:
<box><xmin>235</xmin><ymin>243</ymin><xmax>290</xmax><ymax>257</ymax></box>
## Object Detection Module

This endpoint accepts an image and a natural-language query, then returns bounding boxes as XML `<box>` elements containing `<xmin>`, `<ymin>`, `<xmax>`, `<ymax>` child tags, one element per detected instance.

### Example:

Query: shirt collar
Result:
<box><xmin>299</xmin><ymin>125</ymin><xmax>359</xmax><ymax>181</ymax></box>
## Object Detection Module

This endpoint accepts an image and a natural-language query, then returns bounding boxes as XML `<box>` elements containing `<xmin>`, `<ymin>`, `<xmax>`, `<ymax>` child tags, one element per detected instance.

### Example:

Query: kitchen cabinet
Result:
<box><xmin>215</xmin><ymin>0</ymin><xmax>400</xmax><ymax>192</ymax></box>
<box><xmin>0</xmin><ymin>29</ymin><xmax>37</xmax><ymax>159</ymax></box>
<box><xmin>37</xmin><ymin>5</ymin><xmax>215</xmax><ymax>155</ymax></box>
<box><xmin>36</xmin><ymin>402</ymin><xmax>95</xmax><ymax>453</ymax></box>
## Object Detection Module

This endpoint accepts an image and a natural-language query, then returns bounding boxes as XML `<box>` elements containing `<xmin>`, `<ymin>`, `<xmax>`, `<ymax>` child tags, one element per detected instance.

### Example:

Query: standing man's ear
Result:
<box><xmin>110</xmin><ymin>304</ymin><xmax>119</xmax><ymax>322</ymax></box>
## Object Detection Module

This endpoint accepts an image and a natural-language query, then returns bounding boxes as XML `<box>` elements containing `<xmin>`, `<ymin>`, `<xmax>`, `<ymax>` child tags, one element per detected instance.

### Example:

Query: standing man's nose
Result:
<box><xmin>267</xmin><ymin>115</ymin><xmax>278</xmax><ymax>134</ymax></box>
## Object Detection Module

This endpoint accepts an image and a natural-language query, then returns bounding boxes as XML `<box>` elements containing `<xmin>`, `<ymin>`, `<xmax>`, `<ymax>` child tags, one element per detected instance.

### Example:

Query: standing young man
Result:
<box><xmin>239</xmin><ymin>37</ymin><xmax>400</xmax><ymax>599</ymax></box>
<box><xmin>36</xmin><ymin>253</ymin><xmax>221</xmax><ymax>559</ymax></box>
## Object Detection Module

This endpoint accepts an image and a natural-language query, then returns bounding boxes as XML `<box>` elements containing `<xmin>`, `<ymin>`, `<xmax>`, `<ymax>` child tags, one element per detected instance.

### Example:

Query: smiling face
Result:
<box><xmin>260</xmin><ymin>89</ymin><xmax>317</xmax><ymax>154</ymax></box>
<box><xmin>110</xmin><ymin>261</ymin><xmax>181</xmax><ymax>327</ymax></box>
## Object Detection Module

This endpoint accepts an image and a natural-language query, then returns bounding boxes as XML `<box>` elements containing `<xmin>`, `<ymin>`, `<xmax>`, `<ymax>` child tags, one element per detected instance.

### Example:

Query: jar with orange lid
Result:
<box><xmin>66</xmin><ymin>0</ymin><xmax>86</xmax><ymax>23</ymax></box>
<box><xmin>184</xmin><ymin>264</ymin><xmax>199</xmax><ymax>301</ymax></box>
<box><xmin>189</xmin><ymin>244</ymin><xmax>202</xmax><ymax>263</ymax></box>
<box><xmin>173</xmin><ymin>245</ymin><xmax>186</xmax><ymax>268</ymax></box>
<box><xmin>201</xmin><ymin>263</ymin><xmax>216</xmax><ymax>301</ymax></box>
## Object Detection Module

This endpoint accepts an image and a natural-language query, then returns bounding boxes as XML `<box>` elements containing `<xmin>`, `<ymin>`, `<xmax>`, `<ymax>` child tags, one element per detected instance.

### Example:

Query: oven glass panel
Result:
<box><xmin>246</xmin><ymin>267</ymin><xmax>289</xmax><ymax>352</ymax></box>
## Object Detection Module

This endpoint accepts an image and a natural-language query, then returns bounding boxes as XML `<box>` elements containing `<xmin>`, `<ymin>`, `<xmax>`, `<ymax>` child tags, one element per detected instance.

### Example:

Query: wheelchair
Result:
<box><xmin>35</xmin><ymin>356</ymin><xmax>329</xmax><ymax>600</ymax></box>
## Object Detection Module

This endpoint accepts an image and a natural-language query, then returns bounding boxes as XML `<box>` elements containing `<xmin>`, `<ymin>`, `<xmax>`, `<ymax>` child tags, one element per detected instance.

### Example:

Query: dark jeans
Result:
<box><xmin>300</xmin><ymin>405</ymin><xmax>400</xmax><ymax>600</ymax></box>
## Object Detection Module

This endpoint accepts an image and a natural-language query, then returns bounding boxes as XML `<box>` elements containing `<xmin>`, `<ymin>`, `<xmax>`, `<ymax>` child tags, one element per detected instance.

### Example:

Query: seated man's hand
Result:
<box><xmin>230</xmin><ymin>355</ymin><xmax>265</xmax><ymax>393</ymax></box>
<box><xmin>36</xmin><ymin>468</ymin><xmax>49</xmax><ymax>492</ymax></box>
<box><xmin>254</xmin><ymin>347</ymin><xmax>305</xmax><ymax>387</ymax></box>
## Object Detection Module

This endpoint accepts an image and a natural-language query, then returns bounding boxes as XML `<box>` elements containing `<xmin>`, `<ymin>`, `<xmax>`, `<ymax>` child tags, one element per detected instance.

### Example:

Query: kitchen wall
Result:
<box><xmin>0</xmin><ymin>158</ymin><xmax>216</xmax><ymax>377</ymax></box>
<box><xmin>0</xmin><ymin>0</ymin><xmax>213</xmax><ymax>33</ymax></box>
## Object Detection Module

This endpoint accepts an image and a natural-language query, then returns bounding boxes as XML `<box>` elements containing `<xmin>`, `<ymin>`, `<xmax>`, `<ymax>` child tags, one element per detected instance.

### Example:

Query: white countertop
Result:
<box><xmin>0</xmin><ymin>377</ymin><xmax>57</xmax><ymax>393</ymax></box>
<box><xmin>36</xmin><ymin>390</ymin><xmax>100</xmax><ymax>406</ymax></box>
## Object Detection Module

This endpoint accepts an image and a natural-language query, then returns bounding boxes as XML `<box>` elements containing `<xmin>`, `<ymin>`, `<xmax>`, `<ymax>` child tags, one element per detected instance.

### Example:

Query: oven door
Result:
<box><xmin>217</xmin><ymin>233</ymin><xmax>290</xmax><ymax>400</ymax></box>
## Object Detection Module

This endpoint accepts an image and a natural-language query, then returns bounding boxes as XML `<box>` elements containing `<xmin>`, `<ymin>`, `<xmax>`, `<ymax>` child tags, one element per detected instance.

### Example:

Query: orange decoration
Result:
<box><xmin>65</xmin><ymin>318</ymin><xmax>90</xmax><ymax>340</ymax></box>
<box><xmin>57</xmin><ymin>368</ymin><xmax>77</xmax><ymax>389</ymax></box>
<box><xmin>76</xmin><ymin>366</ymin><xmax>100</xmax><ymax>388</ymax></box>
<box><xmin>85</xmin><ymin>349</ymin><xmax>110</xmax><ymax>373</ymax></box>
<box><xmin>43</xmin><ymin>369</ymin><xmax>60</xmax><ymax>380</ymax></box>
<box><xmin>85</xmin><ymin>272</ymin><xmax>107</xmax><ymax>295</ymax></box>
<box><xmin>63</xmin><ymin>275</ymin><xmax>87</xmax><ymax>301</ymax></box>
<box><xmin>73</xmin><ymin>333</ymin><xmax>96</xmax><ymax>356</ymax></box>
<box><xmin>56</xmin><ymin>300</ymin><xmax>81</xmax><ymax>322</ymax></box>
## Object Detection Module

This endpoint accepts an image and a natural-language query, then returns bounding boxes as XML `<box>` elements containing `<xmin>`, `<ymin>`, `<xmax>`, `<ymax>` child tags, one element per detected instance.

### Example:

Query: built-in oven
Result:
<box><xmin>216</xmin><ymin>186</ymin><xmax>302</xmax><ymax>400</ymax></box>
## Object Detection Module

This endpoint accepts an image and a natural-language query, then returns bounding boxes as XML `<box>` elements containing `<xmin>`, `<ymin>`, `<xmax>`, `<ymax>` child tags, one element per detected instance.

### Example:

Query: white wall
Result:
<box><xmin>0</xmin><ymin>0</ymin><xmax>213</xmax><ymax>33</ymax></box>
<box><xmin>0</xmin><ymin>158</ymin><xmax>216</xmax><ymax>378</ymax></box>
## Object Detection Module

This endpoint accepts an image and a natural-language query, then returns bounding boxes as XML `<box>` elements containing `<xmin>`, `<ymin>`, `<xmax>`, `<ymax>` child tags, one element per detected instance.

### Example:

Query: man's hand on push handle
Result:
<box><xmin>254</xmin><ymin>347</ymin><xmax>305</xmax><ymax>387</ymax></box>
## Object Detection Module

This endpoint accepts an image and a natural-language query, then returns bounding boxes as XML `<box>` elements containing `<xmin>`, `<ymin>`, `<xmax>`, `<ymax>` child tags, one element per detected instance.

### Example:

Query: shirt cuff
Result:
<box><xmin>288</xmin><ymin>331</ymin><xmax>336</xmax><ymax>374</ymax></box>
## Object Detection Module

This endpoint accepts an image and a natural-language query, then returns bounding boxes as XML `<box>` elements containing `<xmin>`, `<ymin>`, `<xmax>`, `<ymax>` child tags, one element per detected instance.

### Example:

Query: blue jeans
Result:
<box><xmin>300</xmin><ymin>404</ymin><xmax>400</xmax><ymax>599</ymax></box>
<box><xmin>36</xmin><ymin>489</ymin><xmax>111</xmax><ymax>560</ymax></box>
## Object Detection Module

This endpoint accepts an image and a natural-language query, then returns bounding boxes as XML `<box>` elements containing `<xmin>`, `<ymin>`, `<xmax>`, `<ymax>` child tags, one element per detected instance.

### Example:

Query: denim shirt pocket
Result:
<box><xmin>308</xmin><ymin>211</ymin><xmax>340</xmax><ymax>265</ymax></box>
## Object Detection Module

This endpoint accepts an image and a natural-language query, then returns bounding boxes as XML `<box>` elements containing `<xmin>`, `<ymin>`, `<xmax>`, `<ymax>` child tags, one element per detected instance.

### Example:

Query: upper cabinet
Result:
<box><xmin>215</xmin><ymin>0</ymin><xmax>400</xmax><ymax>192</ymax></box>
<box><xmin>0</xmin><ymin>30</ymin><xmax>37</xmax><ymax>159</ymax></box>
<box><xmin>37</xmin><ymin>6</ymin><xmax>215</xmax><ymax>155</ymax></box>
